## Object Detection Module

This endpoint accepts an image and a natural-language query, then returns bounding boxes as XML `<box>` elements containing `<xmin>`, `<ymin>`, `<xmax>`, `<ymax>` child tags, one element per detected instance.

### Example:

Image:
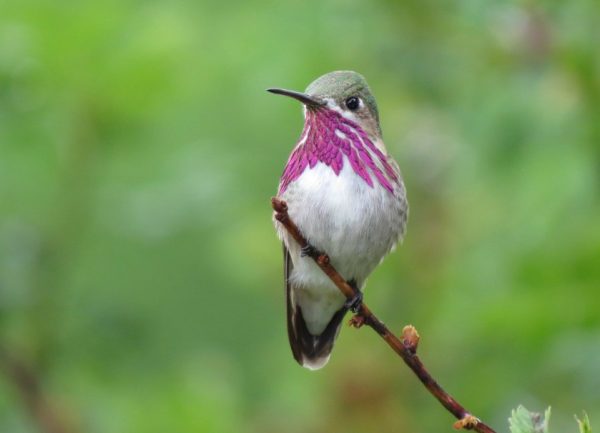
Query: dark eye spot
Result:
<box><xmin>345</xmin><ymin>96</ymin><xmax>360</xmax><ymax>111</ymax></box>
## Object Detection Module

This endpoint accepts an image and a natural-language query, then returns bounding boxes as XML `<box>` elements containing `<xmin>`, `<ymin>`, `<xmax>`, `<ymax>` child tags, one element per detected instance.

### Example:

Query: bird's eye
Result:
<box><xmin>345</xmin><ymin>96</ymin><xmax>360</xmax><ymax>111</ymax></box>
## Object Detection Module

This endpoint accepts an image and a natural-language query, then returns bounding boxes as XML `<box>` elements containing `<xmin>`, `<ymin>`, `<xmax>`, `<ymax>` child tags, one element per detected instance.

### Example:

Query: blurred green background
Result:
<box><xmin>1</xmin><ymin>0</ymin><xmax>599</xmax><ymax>432</ymax></box>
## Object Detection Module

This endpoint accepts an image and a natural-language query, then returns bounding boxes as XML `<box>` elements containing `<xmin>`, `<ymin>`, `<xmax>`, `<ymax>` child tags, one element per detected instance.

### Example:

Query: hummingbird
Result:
<box><xmin>269</xmin><ymin>71</ymin><xmax>408</xmax><ymax>370</ymax></box>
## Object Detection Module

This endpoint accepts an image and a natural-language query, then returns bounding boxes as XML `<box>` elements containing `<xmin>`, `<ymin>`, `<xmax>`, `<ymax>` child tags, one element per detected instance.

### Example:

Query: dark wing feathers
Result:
<box><xmin>284</xmin><ymin>245</ymin><xmax>304</xmax><ymax>364</ymax></box>
<box><xmin>284</xmin><ymin>244</ymin><xmax>347</xmax><ymax>369</ymax></box>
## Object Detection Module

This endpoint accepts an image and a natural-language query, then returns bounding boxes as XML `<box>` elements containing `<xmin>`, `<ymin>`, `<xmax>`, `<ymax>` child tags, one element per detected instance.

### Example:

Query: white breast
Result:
<box><xmin>282</xmin><ymin>154</ymin><xmax>406</xmax><ymax>290</ymax></box>
<box><xmin>276</xmin><ymin>154</ymin><xmax>407</xmax><ymax>333</ymax></box>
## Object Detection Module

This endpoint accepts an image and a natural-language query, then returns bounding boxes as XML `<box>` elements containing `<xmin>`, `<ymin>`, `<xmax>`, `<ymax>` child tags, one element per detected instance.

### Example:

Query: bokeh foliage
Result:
<box><xmin>1</xmin><ymin>0</ymin><xmax>599</xmax><ymax>432</ymax></box>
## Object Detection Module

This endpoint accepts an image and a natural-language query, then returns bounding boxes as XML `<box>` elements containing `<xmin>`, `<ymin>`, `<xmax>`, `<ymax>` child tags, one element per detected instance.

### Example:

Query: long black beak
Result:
<box><xmin>267</xmin><ymin>88</ymin><xmax>324</xmax><ymax>107</ymax></box>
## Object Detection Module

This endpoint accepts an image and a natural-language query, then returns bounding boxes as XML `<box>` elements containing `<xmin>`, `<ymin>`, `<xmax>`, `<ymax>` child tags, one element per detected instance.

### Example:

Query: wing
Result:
<box><xmin>284</xmin><ymin>244</ymin><xmax>304</xmax><ymax>364</ymax></box>
<box><xmin>283</xmin><ymin>243</ymin><xmax>347</xmax><ymax>369</ymax></box>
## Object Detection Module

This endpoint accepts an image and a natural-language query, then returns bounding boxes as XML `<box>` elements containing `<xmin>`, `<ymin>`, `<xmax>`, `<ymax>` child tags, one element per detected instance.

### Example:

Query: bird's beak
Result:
<box><xmin>267</xmin><ymin>88</ymin><xmax>324</xmax><ymax>107</ymax></box>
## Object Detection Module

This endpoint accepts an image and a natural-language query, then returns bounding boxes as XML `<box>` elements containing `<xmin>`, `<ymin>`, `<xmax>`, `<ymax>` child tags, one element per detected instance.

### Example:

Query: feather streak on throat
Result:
<box><xmin>278</xmin><ymin>108</ymin><xmax>400</xmax><ymax>195</ymax></box>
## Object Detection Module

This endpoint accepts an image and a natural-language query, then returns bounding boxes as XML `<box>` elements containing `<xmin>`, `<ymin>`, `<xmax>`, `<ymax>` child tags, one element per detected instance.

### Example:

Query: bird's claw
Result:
<box><xmin>300</xmin><ymin>244</ymin><xmax>318</xmax><ymax>258</ymax></box>
<box><xmin>344</xmin><ymin>291</ymin><xmax>363</xmax><ymax>313</ymax></box>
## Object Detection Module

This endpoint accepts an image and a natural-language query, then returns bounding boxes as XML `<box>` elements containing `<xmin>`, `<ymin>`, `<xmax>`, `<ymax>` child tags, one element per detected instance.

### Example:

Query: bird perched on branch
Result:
<box><xmin>269</xmin><ymin>71</ymin><xmax>408</xmax><ymax>370</ymax></box>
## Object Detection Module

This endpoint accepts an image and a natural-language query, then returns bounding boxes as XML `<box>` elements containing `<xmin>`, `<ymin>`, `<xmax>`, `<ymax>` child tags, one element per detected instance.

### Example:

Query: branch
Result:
<box><xmin>272</xmin><ymin>197</ymin><xmax>497</xmax><ymax>433</ymax></box>
<box><xmin>0</xmin><ymin>343</ymin><xmax>77</xmax><ymax>433</ymax></box>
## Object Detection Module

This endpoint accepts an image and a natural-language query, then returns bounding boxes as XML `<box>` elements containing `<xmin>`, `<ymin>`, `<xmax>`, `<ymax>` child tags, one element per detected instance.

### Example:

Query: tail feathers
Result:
<box><xmin>288</xmin><ymin>304</ymin><xmax>347</xmax><ymax>370</ymax></box>
<box><xmin>284</xmin><ymin>244</ymin><xmax>346</xmax><ymax>370</ymax></box>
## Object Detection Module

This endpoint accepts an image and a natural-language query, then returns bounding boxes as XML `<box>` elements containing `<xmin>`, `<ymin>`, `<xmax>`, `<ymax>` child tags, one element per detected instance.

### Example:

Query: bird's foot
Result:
<box><xmin>300</xmin><ymin>243</ymin><xmax>321</xmax><ymax>258</ymax></box>
<box><xmin>344</xmin><ymin>281</ymin><xmax>363</xmax><ymax>314</ymax></box>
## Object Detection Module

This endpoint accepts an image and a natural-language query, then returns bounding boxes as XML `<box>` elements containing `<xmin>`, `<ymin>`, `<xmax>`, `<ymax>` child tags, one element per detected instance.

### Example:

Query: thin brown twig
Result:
<box><xmin>272</xmin><ymin>197</ymin><xmax>497</xmax><ymax>433</ymax></box>
<box><xmin>0</xmin><ymin>343</ymin><xmax>77</xmax><ymax>433</ymax></box>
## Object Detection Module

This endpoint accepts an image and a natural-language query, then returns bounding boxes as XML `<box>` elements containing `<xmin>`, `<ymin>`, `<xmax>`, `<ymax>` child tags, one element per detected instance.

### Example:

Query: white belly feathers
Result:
<box><xmin>277</xmin><ymin>156</ymin><xmax>406</xmax><ymax>334</ymax></box>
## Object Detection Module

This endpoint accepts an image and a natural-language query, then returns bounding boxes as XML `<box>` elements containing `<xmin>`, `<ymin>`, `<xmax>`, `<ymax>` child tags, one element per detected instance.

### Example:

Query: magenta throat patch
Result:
<box><xmin>278</xmin><ymin>108</ymin><xmax>399</xmax><ymax>195</ymax></box>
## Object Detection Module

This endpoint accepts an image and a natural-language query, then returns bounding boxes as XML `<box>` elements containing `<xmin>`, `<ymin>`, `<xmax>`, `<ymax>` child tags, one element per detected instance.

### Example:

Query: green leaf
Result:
<box><xmin>509</xmin><ymin>406</ymin><xmax>551</xmax><ymax>433</ymax></box>
<box><xmin>575</xmin><ymin>413</ymin><xmax>592</xmax><ymax>433</ymax></box>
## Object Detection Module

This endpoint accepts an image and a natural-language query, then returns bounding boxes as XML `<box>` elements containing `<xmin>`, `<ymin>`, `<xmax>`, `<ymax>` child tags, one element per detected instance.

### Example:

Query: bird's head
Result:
<box><xmin>268</xmin><ymin>71</ymin><xmax>382</xmax><ymax>139</ymax></box>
